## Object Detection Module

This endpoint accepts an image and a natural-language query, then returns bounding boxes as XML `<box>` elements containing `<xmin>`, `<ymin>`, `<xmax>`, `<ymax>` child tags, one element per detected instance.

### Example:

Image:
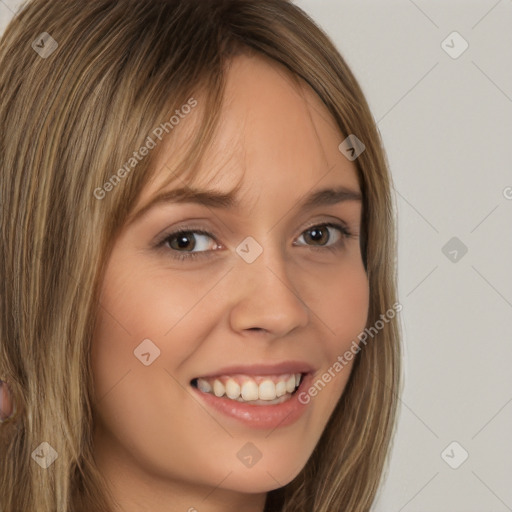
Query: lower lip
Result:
<box><xmin>191</xmin><ymin>373</ymin><xmax>313</xmax><ymax>430</ymax></box>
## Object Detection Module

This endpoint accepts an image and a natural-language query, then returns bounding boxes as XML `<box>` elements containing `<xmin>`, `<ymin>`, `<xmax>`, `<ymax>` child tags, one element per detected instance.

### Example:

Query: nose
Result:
<box><xmin>228</xmin><ymin>243</ymin><xmax>310</xmax><ymax>338</ymax></box>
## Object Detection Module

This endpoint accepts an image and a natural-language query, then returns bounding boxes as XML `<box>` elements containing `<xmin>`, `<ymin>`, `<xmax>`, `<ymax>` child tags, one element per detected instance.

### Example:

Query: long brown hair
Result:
<box><xmin>0</xmin><ymin>1</ymin><xmax>402</xmax><ymax>510</ymax></box>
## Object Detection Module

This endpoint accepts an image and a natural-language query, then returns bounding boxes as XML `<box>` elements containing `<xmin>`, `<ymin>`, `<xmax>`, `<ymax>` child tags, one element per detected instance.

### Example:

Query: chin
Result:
<box><xmin>222</xmin><ymin>457</ymin><xmax>306</xmax><ymax>493</ymax></box>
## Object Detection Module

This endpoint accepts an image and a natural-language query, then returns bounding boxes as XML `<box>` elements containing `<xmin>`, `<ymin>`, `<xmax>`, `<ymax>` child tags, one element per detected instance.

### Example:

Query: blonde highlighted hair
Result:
<box><xmin>0</xmin><ymin>0</ymin><xmax>402</xmax><ymax>510</ymax></box>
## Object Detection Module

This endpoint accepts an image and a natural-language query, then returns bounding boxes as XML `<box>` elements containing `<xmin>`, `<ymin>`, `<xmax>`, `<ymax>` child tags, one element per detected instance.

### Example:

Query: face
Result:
<box><xmin>91</xmin><ymin>53</ymin><xmax>369</xmax><ymax>510</ymax></box>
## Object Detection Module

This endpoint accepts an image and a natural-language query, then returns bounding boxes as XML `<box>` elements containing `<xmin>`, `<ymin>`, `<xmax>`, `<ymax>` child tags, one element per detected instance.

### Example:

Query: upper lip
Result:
<box><xmin>194</xmin><ymin>361</ymin><xmax>316</xmax><ymax>379</ymax></box>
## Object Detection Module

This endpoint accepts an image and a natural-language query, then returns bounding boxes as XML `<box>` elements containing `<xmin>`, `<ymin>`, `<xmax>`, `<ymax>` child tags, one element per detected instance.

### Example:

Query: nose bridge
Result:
<box><xmin>228</xmin><ymin>235</ymin><xmax>309</xmax><ymax>335</ymax></box>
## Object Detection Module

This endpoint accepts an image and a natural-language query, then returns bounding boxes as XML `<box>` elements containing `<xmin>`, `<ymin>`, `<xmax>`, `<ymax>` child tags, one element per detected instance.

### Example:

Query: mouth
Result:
<box><xmin>189</xmin><ymin>365</ymin><xmax>315</xmax><ymax>429</ymax></box>
<box><xmin>190</xmin><ymin>372</ymin><xmax>305</xmax><ymax>405</ymax></box>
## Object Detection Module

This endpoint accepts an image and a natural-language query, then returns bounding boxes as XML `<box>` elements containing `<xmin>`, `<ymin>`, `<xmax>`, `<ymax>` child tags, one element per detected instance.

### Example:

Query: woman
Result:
<box><xmin>0</xmin><ymin>0</ymin><xmax>402</xmax><ymax>510</ymax></box>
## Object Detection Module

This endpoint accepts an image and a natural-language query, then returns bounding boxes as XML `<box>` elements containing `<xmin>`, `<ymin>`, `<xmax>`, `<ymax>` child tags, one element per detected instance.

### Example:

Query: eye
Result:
<box><xmin>155</xmin><ymin>221</ymin><xmax>355</xmax><ymax>261</ymax></box>
<box><xmin>294</xmin><ymin>222</ymin><xmax>353</xmax><ymax>252</ymax></box>
<box><xmin>157</xmin><ymin>228</ymin><xmax>219</xmax><ymax>261</ymax></box>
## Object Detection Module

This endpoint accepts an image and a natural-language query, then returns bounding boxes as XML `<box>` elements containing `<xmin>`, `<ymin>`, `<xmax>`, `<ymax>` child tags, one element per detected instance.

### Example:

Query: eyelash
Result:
<box><xmin>155</xmin><ymin>222</ymin><xmax>355</xmax><ymax>262</ymax></box>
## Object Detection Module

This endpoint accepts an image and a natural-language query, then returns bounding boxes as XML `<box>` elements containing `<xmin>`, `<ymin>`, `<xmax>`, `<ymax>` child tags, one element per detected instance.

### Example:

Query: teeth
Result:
<box><xmin>225</xmin><ymin>379</ymin><xmax>241</xmax><ymax>399</ymax></box>
<box><xmin>197</xmin><ymin>378</ymin><xmax>212</xmax><ymax>393</ymax></box>
<box><xmin>275</xmin><ymin>380</ymin><xmax>287</xmax><ymax>397</ymax></box>
<box><xmin>241</xmin><ymin>380</ymin><xmax>259</xmax><ymax>401</ymax></box>
<box><xmin>258</xmin><ymin>380</ymin><xmax>276</xmax><ymax>400</ymax></box>
<box><xmin>213</xmin><ymin>380</ymin><xmax>225</xmax><ymax>397</ymax></box>
<box><xmin>195</xmin><ymin>372</ymin><xmax>304</xmax><ymax>402</ymax></box>
<box><xmin>285</xmin><ymin>375</ymin><xmax>296</xmax><ymax>393</ymax></box>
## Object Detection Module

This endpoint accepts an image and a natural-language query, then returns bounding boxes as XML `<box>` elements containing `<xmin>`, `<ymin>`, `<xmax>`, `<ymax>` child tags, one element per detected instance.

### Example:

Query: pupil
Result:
<box><xmin>176</xmin><ymin>234</ymin><xmax>194</xmax><ymax>250</ymax></box>
<box><xmin>309</xmin><ymin>227</ymin><xmax>326</xmax><ymax>244</ymax></box>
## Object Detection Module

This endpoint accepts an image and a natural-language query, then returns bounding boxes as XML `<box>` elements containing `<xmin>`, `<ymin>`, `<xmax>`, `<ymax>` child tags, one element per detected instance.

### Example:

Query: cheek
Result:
<box><xmin>89</xmin><ymin>258</ymin><xmax>226</xmax><ymax>455</ymax></box>
<box><xmin>306</xmin><ymin>259</ymin><xmax>369</xmax><ymax>408</ymax></box>
<box><xmin>91</xmin><ymin>260</ymin><xmax>210</xmax><ymax>384</ymax></box>
<box><xmin>90</xmin><ymin>263</ymin><xmax>223</xmax><ymax>482</ymax></box>
<box><xmin>320</xmin><ymin>259</ymin><xmax>370</xmax><ymax>352</ymax></box>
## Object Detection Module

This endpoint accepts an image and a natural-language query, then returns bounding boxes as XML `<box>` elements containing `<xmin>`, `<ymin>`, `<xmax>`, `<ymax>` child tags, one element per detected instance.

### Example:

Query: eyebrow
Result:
<box><xmin>127</xmin><ymin>184</ymin><xmax>362</xmax><ymax>225</ymax></box>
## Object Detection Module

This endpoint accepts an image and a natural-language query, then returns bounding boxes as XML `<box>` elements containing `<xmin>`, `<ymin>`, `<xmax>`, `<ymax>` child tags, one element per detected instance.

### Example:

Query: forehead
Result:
<box><xmin>140</xmin><ymin>53</ymin><xmax>360</xmax><ymax>209</ymax></box>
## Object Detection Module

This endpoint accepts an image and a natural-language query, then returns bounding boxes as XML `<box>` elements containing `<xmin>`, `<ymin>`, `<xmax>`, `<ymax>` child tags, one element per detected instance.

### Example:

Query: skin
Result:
<box><xmin>91</xmin><ymin>53</ymin><xmax>369</xmax><ymax>512</ymax></box>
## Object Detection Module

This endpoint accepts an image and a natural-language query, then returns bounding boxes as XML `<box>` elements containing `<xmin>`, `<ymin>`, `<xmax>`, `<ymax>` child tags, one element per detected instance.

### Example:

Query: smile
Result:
<box><xmin>191</xmin><ymin>373</ymin><xmax>304</xmax><ymax>404</ymax></box>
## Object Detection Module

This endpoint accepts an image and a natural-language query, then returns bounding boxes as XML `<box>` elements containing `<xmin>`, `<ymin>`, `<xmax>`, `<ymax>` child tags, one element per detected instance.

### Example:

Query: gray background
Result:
<box><xmin>1</xmin><ymin>0</ymin><xmax>511</xmax><ymax>510</ymax></box>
